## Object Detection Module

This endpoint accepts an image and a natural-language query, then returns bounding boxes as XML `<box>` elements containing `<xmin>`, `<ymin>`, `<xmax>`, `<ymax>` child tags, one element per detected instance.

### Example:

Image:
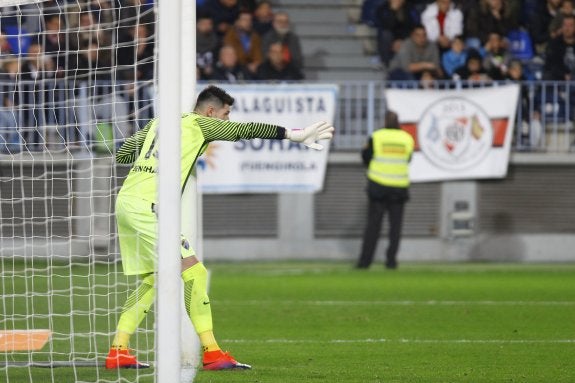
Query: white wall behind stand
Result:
<box><xmin>202</xmin><ymin>152</ymin><xmax>575</xmax><ymax>263</ymax></box>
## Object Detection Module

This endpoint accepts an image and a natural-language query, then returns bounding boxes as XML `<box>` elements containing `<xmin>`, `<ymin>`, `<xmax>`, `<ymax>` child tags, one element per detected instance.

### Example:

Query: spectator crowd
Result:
<box><xmin>196</xmin><ymin>0</ymin><xmax>304</xmax><ymax>81</ymax></box>
<box><xmin>0</xmin><ymin>0</ymin><xmax>157</xmax><ymax>83</ymax></box>
<box><xmin>0</xmin><ymin>0</ymin><xmax>305</xmax><ymax>87</ymax></box>
<box><xmin>361</xmin><ymin>0</ymin><xmax>575</xmax><ymax>150</ymax></box>
<box><xmin>5</xmin><ymin>0</ymin><xmax>574</xmax><ymax>88</ymax></box>
<box><xmin>0</xmin><ymin>0</ymin><xmax>159</xmax><ymax>151</ymax></box>
<box><xmin>0</xmin><ymin>0</ymin><xmax>306</xmax><ymax>152</ymax></box>
<box><xmin>1</xmin><ymin>0</ymin><xmax>573</xmax><ymax>152</ymax></box>
<box><xmin>362</xmin><ymin>0</ymin><xmax>575</xmax><ymax>84</ymax></box>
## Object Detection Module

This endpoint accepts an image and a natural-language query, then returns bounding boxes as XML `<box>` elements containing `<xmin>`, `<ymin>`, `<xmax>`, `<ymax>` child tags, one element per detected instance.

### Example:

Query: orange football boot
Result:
<box><xmin>105</xmin><ymin>348</ymin><xmax>150</xmax><ymax>369</ymax></box>
<box><xmin>202</xmin><ymin>350</ymin><xmax>251</xmax><ymax>370</ymax></box>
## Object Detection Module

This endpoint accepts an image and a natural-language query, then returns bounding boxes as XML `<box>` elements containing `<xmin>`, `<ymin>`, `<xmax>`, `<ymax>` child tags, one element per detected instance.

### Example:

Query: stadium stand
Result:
<box><xmin>272</xmin><ymin>0</ymin><xmax>384</xmax><ymax>81</ymax></box>
<box><xmin>0</xmin><ymin>0</ymin><xmax>574</xmax><ymax>152</ymax></box>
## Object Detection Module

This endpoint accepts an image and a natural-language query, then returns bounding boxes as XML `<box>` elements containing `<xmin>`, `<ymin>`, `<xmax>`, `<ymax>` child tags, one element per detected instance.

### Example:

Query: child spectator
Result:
<box><xmin>482</xmin><ymin>32</ymin><xmax>512</xmax><ymax>80</ymax></box>
<box><xmin>454</xmin><ymin>49</ymin><xmax>490</xmax><ymax>81</ymax></box>
<box><xmin>442</xmin><ymin>35</ymin><xmax>467</xmax><ymax>77</ymax></box>
<box><xmin>419</xmin><ymin>69</ymin><xmax>438</xmax><ymax>89</ymax></box>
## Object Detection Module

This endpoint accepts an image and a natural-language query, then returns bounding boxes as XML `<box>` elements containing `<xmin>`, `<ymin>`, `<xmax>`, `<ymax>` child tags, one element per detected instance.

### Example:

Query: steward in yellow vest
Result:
<box><xmin>357</xmin><ymin>110</ymin><xmax>414</xmax><ymax>269</ymax></box>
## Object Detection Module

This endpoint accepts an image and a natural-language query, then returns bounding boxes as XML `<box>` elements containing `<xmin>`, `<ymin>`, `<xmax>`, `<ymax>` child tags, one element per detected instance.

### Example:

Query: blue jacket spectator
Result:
<box><xmin>442</xmin><ymin>35</ymin><xmax>467</xmax><ymax>77</ymax></box>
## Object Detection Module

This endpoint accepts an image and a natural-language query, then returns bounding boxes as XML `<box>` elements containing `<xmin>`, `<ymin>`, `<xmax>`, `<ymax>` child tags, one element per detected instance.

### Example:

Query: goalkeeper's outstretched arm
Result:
<box><xmin>197</xmin><ymin>116</ymin><xmax>334</xmax><ymax>150</ymax></box>
<box><xmin>196</xmin><ymin>116</ymin><xmax>286</xmax><ymax>142</ymax></box>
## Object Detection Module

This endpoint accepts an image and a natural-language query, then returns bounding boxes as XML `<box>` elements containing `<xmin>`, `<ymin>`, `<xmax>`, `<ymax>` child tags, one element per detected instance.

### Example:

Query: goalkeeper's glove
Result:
<box><xmin>285</xmin><ymin>121</ymin><xmax>335</xmax><ymax>150</ymax></box>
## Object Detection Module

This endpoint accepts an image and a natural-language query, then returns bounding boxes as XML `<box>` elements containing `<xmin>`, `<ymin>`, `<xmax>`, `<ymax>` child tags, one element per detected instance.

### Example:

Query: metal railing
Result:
<box><xmin>0</xmin><ymin>80</ymin><xmax>155</xmax><ymax>154</ymax></box>
<box><xmin>0</xmin><ymin>80</ymin><xmax>573</xmax><ymax>154</ymax></box>
<box><xmin>333</xmin><ymin>80</ymin><xmax>574</xmax><ymax>153</ymax></box>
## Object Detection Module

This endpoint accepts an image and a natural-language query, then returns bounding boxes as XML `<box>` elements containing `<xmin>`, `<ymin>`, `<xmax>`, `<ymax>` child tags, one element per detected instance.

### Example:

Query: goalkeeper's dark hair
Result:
<box><xmin>195</xmin><ymin>85</ymin><xmax>235</xmax><ymax>110</ymax></box>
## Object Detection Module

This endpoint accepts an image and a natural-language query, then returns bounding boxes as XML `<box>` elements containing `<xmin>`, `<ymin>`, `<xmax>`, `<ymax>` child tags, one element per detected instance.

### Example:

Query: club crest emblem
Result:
<box><xmin>418</xmin><ymin>97</ymin><xmax>493</xmax><ymax>170</ymax></box>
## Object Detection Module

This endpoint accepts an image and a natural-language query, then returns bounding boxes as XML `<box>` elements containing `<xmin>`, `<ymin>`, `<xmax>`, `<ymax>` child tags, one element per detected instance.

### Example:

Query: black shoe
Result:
<box><xmin>385</xmin><ymin>261</ymin><xmax>397</xmax><ymax>269</ymax></box>
<box><xmin>355</xmin><ymin>263</ymin><xmax>370</xmax><ymax>269</ymax></box>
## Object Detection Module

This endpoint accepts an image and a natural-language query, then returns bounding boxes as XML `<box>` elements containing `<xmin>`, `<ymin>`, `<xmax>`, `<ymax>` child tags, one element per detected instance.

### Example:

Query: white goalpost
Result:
<box><xmin>0</xmin><ymin>0</ymin><xmax>199</xmax><ymax>381</ymax></box>
<box><xmin>156</xmin><ymin>0</ymin><xmax>181</xmax><ymax>381</ymax></box>
<box><xmin>178</xmin><ymin>0</ymin><xmax>201</xmax><ymax>380</ymax></box>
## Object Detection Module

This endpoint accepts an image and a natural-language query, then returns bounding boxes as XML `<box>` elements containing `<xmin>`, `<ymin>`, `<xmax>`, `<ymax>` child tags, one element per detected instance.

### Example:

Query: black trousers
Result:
<box><xmin>357</xmin><ymin>194</ymin><xmax>406</xmax><ymax>268</ymax></box>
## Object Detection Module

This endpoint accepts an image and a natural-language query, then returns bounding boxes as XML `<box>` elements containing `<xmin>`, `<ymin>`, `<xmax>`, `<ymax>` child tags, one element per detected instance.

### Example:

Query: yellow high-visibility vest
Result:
<box><xmin>367</xmin><ymin>128</ymin><xmax>415</xmax><ymax>188</ymax></box>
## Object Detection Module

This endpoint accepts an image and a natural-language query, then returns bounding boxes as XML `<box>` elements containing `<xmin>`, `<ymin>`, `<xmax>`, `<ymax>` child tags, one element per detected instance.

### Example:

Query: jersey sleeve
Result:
<box><xmin>115</xmin><ymin>120</ymin><xmax>154</xmax><ymax>164</ymax></box>
<box><xmin>196</xmin><ymin>116</ymin><xmax>286</xmax><ymax>142</ymax></box>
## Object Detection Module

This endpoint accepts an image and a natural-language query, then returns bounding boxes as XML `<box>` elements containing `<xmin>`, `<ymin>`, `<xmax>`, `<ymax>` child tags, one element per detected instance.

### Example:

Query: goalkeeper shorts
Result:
<box><xmin>116</xmin><ymin>195</ymin><xmax>195</xmax><ymax>275</ymax></box>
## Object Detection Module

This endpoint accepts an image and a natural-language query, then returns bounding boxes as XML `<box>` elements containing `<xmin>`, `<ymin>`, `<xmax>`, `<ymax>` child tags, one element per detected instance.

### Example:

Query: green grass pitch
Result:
<box><xmin>1</xmin><ymin>261</ymin><xmax>574</xmax><ymax>382</ymax></box>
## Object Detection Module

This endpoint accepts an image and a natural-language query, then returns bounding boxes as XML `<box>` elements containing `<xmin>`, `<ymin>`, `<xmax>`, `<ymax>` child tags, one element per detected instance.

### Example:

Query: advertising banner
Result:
<box><xmin>197</xmin><ymin>84</ymin><xmax>338</xmax><ymax>193</ymax></box>
<box><xmin>386</xmin><ymin>84</ymin><xmax>520</xmax><ymax>182</ymax></box>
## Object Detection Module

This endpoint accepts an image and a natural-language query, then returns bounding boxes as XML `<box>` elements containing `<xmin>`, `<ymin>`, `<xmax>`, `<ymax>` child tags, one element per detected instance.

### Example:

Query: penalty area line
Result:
<box><xmin>216</xmin><ymin>300</ymin><xmax>575</xmax><ymax>306</ymax></box>
<box><xmin>221</xmin><ymin>338</ymin><xmax>575</xmax><ymax>345</ymax></box>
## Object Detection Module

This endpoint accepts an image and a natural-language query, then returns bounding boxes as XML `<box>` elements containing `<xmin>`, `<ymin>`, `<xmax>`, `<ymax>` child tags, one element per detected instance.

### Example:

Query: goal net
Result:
<box><xmin>0</xmin><ymin>1</ymin><xmax>160</xmax><ymax>381</ymax></box>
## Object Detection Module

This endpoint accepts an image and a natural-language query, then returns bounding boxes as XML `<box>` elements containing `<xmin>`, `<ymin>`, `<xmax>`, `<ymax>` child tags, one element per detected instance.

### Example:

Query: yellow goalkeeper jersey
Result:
<box><xmin>116</xmin><ymin>113</ymin><xmax>284</xmax><ymax>203</ymax></box>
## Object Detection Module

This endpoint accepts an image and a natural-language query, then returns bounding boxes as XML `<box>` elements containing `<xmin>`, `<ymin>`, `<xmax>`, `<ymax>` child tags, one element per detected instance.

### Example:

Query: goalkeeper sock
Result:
<box><xmin>182</xmin><ymin>262</ymin><xmax>220</xmax><ymax>352</ymax></box>
<box><xmin>199</xmin><ymin>331</ymin><xmax>219</xmax><ymax>353</ymax></box>
<box><xmin>111</xmin><ymin>331</ymin><xmax>131</xmax><ymax>350</ymax></box>
<box><xmin>112</xmin><ymin>273</ymin><xmax>156</xmax><ymax>349</ymax></box>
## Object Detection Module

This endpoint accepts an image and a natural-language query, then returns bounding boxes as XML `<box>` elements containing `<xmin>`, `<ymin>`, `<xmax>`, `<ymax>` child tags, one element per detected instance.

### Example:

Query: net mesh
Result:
<box><xmin>0</xmin><ymin>1</ymin><xmax>157</xmax><ymax>382</ymax></box>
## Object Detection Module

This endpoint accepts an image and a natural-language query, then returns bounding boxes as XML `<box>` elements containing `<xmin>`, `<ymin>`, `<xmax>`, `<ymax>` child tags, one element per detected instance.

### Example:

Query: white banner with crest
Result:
<box><xmin>386</xmin><ymin>84</ymin><xmax>520</xmax><ymax>182</ymax></box>
<box><xmin>197</xmin><ymin>84</ymin><xmax>338</xmax><ymax>193</ymax></box>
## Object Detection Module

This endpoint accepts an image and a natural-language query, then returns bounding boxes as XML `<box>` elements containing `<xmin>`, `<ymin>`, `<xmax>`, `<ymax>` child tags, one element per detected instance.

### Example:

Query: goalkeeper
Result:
<box><xmin>105</xmin><ymin>85</ymin><xmax>334</xmax><ymax>370</ymax></box>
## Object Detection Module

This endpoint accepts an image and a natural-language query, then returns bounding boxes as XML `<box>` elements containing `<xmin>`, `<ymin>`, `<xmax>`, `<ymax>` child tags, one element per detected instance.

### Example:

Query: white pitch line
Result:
<box><xmin>221</xmin><ymin>338</ymin><xmax>575</xmax><ymax>345</ymax></box>
<box><xmin>216</xmin><ymin>300</ymin><xmax>575</xmax><ymax>306</ymax></box>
